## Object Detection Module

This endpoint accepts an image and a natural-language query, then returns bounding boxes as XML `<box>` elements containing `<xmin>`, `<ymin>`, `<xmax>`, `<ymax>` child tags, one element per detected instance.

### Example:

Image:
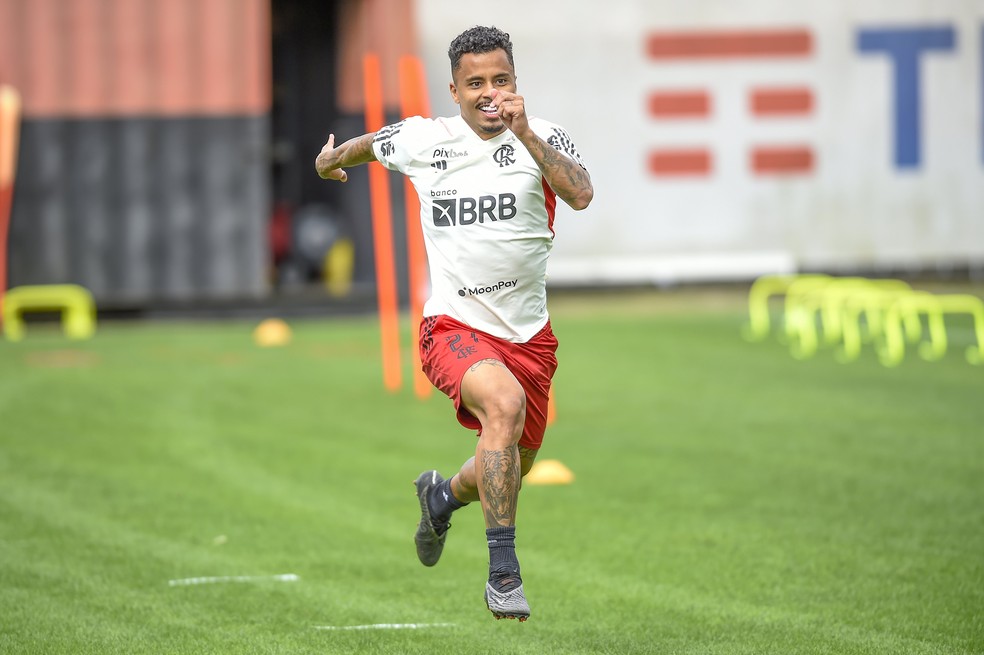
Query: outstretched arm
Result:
<box><xmin>490</xmin><ymin>89</ymin><xmax>594</xmax><ymax>211</ymax></box>
<box><xmin>315</xmin><ymin>133</ymin><xmax>378</xmax><ymax>182</ymax></box>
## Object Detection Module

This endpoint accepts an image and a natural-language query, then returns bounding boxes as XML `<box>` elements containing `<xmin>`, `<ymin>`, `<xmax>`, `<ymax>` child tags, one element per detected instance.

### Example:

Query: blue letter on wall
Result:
<box><xmin>858</xmin><ymin>26</ymin><xmax>956</xmax><ymax>168</ymax></box>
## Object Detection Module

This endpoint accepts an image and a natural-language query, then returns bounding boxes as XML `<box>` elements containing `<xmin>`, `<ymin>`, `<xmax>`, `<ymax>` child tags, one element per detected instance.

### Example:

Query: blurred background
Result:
<box><xmin>0</xmin><ymin>0</ymin><xmax>981</xmax><ymax>319</ymax></box>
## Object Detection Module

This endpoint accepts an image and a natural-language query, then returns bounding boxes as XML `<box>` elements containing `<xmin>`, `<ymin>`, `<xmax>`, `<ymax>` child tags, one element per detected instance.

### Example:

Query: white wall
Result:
<box><xmin>415</xmin><ymin>1</ymin><xmax>983</xmax><ymax>284</ymax></box>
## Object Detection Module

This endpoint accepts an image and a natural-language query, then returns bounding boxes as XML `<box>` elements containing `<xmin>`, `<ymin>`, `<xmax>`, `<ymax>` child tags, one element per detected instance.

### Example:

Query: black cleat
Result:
<box><xmin>413</xmin><ymin>470</ymin><xmax>449</xmax><ymax>567</ymax></box>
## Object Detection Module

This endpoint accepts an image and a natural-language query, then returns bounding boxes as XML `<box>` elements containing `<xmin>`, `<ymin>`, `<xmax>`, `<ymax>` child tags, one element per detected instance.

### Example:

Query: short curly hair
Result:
<box><xmin>448</xmin><ymin>26</ymin><xmax>514</xmax><ymax>74</ymax></box>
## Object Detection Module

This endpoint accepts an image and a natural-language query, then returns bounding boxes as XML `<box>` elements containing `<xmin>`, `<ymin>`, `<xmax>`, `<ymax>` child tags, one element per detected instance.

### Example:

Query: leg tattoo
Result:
<box><xmin>479</xmin><ymin>446</ymin><xmax>520</xmax><ymax>527</ymax></box>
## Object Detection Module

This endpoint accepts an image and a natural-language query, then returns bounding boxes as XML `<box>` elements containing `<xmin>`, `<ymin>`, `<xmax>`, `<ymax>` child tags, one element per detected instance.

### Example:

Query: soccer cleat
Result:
<box><xmin>484</xmin><ymin>580</ymin><xmax>531</xmax><ymax>621</ymax></box>
<box><xmin>413</xmin><ymin>470</ymin><xmax>449</xmax><ymax>567</ymax></box>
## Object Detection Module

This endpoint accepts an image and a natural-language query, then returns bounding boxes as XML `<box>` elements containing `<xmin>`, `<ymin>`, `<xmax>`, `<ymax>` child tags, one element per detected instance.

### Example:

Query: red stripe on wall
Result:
<box><xmin>242</xmin><ymin>0</ymin><xmax>270</xmax><ymax>118</ymax></box>
<box><xmin>648</xmin><ymin>91</ymin><xmax>710</xmax><ymax>118</ymax></box>
<box><xmin>68</xmin><ymin>0</ymin><xmax>105</xmax><ymax>113</ymax></box>
<box><xmin>201</xmin><ymin>0</ymin><xmax>235</xmax><ymax>114</ymax></box>
<box><xmin>156</xmin><ymin>0</ymin><xmax>195</xmax><ymax>114</ymax></box>
<box><xmin>647</xmin><ymin>29</ymin><xmax>812</xmax><ymax>59</ymax></box>
<box><xmin>0</xmin><ymin>2</ymin><xmax>16</xmax><ymax>84</ymax></box>
<box><xmin>5</xmin><ymin>0</ymin><xmax>270</xmax><ymax>117</ymax></box>
<box><xmin>649</xmin><ymin>149</ymin><xmax>712</xmax><ymax>176</ymax></box>
<box><xmin>752</xmin><ymin>146</ymin><xmax>814</xmax><ymax>174</ymax></box>
<box><xmin>114</xmin><ymin>0</ymin><xmax>153</xmax><ymax>114</ymax></box>
<box><xmin>24</xmin><ymin>0</ymin><xmax>64</xmax><ymax>115</ymax></box>
<box><xmin>751</xmin><ymin>87</ymin><xmax>813</xmax><ymax>116</ymax></box>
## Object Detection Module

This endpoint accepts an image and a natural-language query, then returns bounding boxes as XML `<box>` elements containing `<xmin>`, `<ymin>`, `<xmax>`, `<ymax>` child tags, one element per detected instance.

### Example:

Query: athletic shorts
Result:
<box><xmin>419</xmin><ymin>315</ymin><xmax>559</xmax><ymax>450</ymax></box>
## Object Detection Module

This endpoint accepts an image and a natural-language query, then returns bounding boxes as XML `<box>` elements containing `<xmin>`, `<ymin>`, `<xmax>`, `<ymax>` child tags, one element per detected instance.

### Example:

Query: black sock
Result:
<box><xmin>427</xmin><ymin>477</ymin><xmax>467</xmax><ymax>523</ymax></box>
<box><xmin>487</xmin><ymin>526</ymin><xmax>521</xmax><ymax>589</ymax></box>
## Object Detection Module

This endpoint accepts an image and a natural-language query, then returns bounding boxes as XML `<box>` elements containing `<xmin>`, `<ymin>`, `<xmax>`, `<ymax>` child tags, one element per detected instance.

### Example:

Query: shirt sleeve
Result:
<box><xmin>532</xmin><ymin>120</ymin><xmax>588</xmax><ymax>172</ymax></box>
<box><xmin>371</xmin><ymin>116</ymin><xmax>426</xmax><ymax>174</ymax></box>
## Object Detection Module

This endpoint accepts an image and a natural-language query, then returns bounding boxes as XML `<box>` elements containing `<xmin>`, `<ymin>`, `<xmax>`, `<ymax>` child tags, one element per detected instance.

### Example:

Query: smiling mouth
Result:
<box><xmin>478</xmin><ymin>103</ymin><xmax>498</xmax><ymax>117</ymax></box>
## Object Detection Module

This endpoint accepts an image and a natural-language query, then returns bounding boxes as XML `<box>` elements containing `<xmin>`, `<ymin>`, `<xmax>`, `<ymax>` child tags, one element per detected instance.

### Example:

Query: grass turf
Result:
<box><xmin>0</xmin><ymin>288</ymin><xmax>981</xmax><ymax>654</ymax></box>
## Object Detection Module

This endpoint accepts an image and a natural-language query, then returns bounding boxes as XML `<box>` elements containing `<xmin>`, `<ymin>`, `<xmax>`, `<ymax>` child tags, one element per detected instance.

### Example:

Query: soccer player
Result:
<box><xmin>315</xmin><ymin>25</ymin><xmax>593</xmax><ymax>621</ymax></box>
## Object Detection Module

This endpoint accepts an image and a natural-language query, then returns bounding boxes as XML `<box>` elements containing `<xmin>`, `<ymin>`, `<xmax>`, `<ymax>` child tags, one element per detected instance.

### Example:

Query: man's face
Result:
<box><xmin>449</xmin><ymin>49</ymin><xmax>517</xmax><ymax>140</ymax></box>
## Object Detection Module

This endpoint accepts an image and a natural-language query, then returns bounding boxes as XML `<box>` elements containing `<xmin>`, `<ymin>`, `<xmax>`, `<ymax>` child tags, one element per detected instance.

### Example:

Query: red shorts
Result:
<box><xmin>419</xmin><ymin>315</ymin><xmax>559</xmax><ymax>450</ymax></box>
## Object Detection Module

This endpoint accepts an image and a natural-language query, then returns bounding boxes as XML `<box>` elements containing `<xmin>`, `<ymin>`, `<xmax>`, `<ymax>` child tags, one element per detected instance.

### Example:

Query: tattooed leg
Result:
<box><xmin>451</xmin><ymin>444</ymin><xmax>539</xmax><ymax>504</ymax></box>
<box><xmin>478</xmin><ymin>443</ymin><xmax>521</xmax><ymax>526</ymax></box>
<box><xmin>459</xmin><ymin>358</ymin><xmax>527</xmax><ymax>528</ymax></box>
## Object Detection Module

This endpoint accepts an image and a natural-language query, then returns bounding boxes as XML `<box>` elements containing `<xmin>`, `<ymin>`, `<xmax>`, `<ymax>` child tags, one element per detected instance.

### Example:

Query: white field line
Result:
<box><xmin>168</xmin><ymin>573</ymin><xmax>300</xmax><ymax>587</ymax></box>
<box><xmin>313</xmin><ymin>623</ymin><xmax>456</xmax><ymax>631</ymax></box>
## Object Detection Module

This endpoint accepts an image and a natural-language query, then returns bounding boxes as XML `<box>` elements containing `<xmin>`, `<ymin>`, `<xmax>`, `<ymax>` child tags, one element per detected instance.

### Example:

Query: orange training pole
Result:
<box><xmin>363</xmin><ymin>54</ymin><xmax>402</xmax><ymax>392</ymax></box>
<box><xmin>398</xmin><ymin>55</ymin><xmax>432</xmax><ymax>399</ymax></box>
<box><xmin>547</xmin><ymin>386</ymin><xmax>557</xmax><ymax>426</ymax></box>
<box><xmin>0</xmin><ymin>86</ymin><xmax>22</xmax><ymax>328</ymax></box>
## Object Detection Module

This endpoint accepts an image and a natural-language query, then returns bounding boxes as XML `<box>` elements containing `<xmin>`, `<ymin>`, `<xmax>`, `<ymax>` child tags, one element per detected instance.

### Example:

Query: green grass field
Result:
<box><xmin>1</xmin><ymin>288</ymin><xmax>982</xmax><ymax>654</ymax></box>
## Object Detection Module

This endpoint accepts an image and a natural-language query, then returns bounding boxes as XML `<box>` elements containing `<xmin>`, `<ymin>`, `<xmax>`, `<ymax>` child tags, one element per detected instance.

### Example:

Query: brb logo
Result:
<box><xmin>431</xmin><ymin>192</ymin><xmax>517</xmax><ymax>226</ymax></box>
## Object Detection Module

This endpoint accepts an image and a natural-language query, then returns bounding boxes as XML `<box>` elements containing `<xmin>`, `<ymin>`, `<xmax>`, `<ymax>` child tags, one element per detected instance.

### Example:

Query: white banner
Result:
<box><xmin>416</xmin><ymin>0</ymin><xmax>983</xmax><ymax>283</ymax></box>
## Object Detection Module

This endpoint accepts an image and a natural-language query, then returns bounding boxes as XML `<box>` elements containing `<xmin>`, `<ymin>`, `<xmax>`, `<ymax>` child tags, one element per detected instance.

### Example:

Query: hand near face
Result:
<box><xmin>490</xmin><ymin>89</ymin><xmax>529</xmax><ymax>138</ymax></box>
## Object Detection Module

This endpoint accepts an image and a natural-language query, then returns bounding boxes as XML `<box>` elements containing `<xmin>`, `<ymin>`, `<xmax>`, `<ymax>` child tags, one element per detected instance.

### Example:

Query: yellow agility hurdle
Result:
<box><xmin>2</xmin><ymin>284</ymin><xmax>96</xmax><ymax>342</ymax></box>
<box><xmin>877</xmin><ymin>293</ymin><xmax>984</xmax><ymax>366</ymax></box>
<box><xmin>785</xmin><ymin>278</ymin><xmax>912</xmax><ymax>361</ymax></box>
<box><xmin>741</xmin><ymin>273</ymin><xmax>829</xmax><ymax>343</ymax></box>
<box><xmin>823</xmin><ymin>280</ymin><xmax>916</xmax><ymax>363</ymax></box>
<box><xmin>782</xmin><ymin>275</ymin><xmax>841</xmax><ymax>357</ymax></box>
<box><xmin>744</xmin><ymin>273</ymin><xmax>982</xmax><ymax>367</ymax></box>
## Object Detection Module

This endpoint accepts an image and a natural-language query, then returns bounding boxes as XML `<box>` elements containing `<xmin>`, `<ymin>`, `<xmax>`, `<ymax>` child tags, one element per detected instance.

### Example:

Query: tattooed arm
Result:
<box><xmin>490</xmin><ymin>89</ymin><xmax>594</xmax><ymax>211</ymax></box>
<box><xmin>521</xmin><ymin>133</ymin><xmax>593</xmax><ymax>210</ymax></box>
<box><xmin>315</xmin><ymin>132</ymin><xmax>377</xmax><ymax>182</ymax></box>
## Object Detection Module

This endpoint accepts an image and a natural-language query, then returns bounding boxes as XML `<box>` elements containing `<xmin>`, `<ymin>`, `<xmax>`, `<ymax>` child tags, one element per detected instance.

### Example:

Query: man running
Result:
<box><xmin>315</xmin><ymin>25</ymin><xmax>593</xmax><ymax>621</ymax></box>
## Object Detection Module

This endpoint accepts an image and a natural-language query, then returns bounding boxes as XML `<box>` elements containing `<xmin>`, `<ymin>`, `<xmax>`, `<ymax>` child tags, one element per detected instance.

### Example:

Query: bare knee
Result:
<box><xmin>460</xmin><ymin>358</ymin><xmax>527</xmax><ymax>448</ymax></box>
<box><xmin>479</xmin><ymin>391</ymin><xmax>526</xmax><ymax>448</ymax></box>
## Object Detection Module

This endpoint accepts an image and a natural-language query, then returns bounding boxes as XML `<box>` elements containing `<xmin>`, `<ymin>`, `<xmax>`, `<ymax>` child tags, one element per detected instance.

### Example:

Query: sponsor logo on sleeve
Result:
<box><xmin>547</xmin><ymin>128</ymin><xmax>586</xmax><ymax>169</ymax></box>
<box><xmin>373</xmin><ymin>121</ymin><xmax>404</xmax><ymax>159</ymax></box>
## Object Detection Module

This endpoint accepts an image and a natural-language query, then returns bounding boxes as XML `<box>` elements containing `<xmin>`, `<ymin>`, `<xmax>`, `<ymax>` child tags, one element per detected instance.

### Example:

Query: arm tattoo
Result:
<box><xmin>480</xmin><ymin>446</ymin><xmax>521</xmax><ymax>527</ymax></box>
<box><xmin>527</xmin><ymin>136</ymin><xmax>592</xmax><ymax>208</ymax></box>
<box><xmin>351</xmin><ymin>133</ymin><xmax>377</xmax><ymax>162</ymax></box>
<box><xmin>332</xmin><ymin>133</ymin><xmax>376</xmax><ymax>169</ymax></box>
<box><xmin>316</xmin><ymin>133</ymin><xmax>376</xmax><ymax>177</ymax></box>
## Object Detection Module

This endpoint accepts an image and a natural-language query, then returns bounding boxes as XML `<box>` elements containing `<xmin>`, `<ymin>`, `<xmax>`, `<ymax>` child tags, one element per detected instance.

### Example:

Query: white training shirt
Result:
<box><xmin>372</xmin><ymin>114</ymin><xmax>587</xmax><ymax>343</ymax></box>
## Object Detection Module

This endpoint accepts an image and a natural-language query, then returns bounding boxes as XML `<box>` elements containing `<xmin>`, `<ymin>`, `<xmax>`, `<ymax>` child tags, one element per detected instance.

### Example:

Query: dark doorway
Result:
<box><xmin>270</xmin><ymin>0</ymin><xmax>344</xmax><ymax>291</ymax></box>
